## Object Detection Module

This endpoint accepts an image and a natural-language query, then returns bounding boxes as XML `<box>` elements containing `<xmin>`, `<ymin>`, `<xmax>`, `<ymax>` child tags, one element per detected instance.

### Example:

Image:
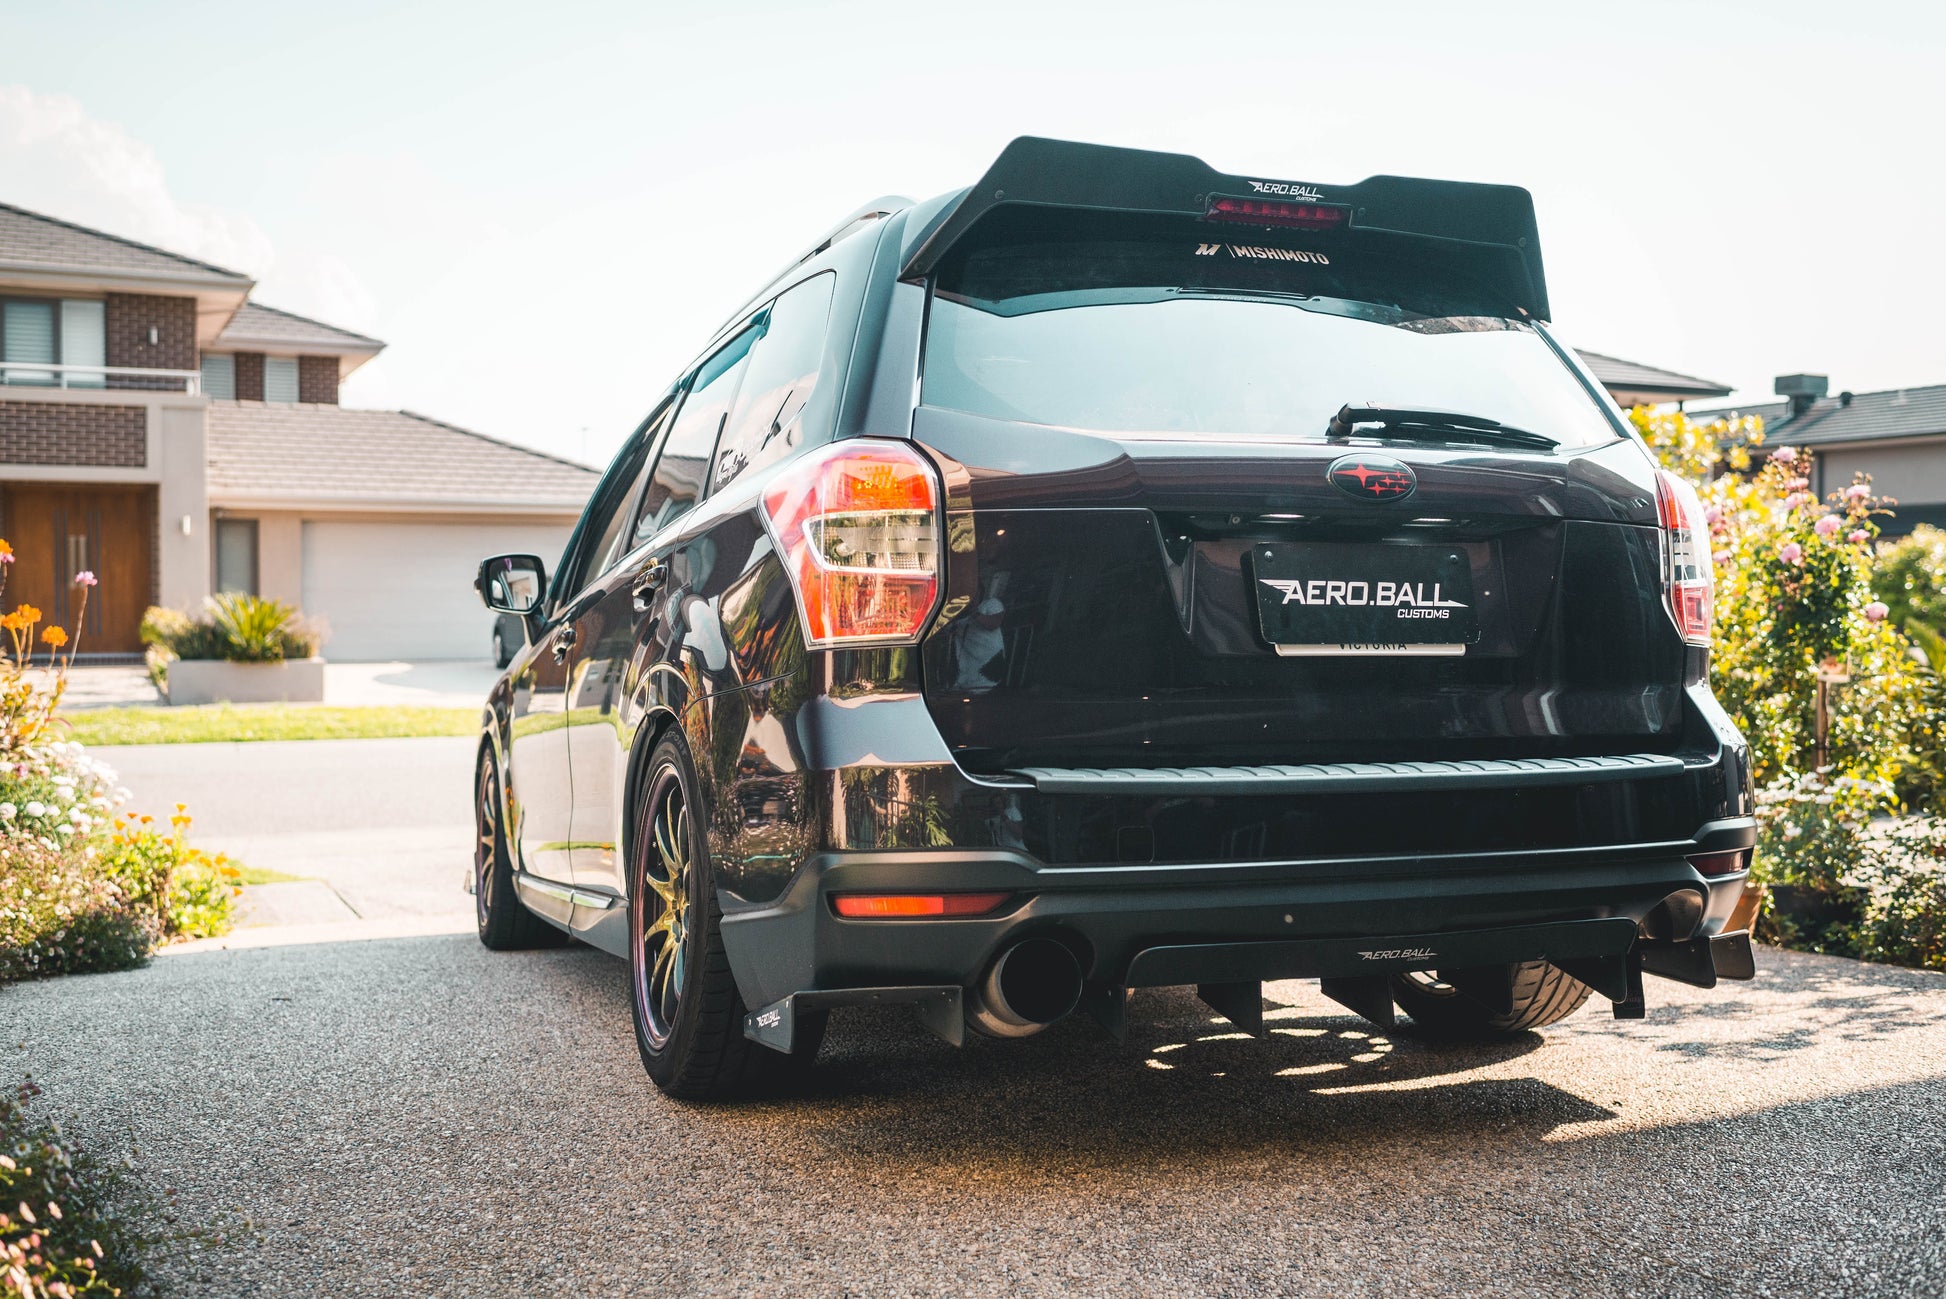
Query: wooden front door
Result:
<box><xmin>0</xmin><ymin>483</ymin><xmax>155</xmax><ymax>655</ymax></box>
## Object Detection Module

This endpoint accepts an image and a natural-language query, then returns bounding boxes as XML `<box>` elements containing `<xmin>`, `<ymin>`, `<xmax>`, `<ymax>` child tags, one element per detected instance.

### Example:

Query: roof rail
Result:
<box><xmin>708</xmin><ymin>197</ymin><xmax>913</xmax><ymax>344</ymax></box>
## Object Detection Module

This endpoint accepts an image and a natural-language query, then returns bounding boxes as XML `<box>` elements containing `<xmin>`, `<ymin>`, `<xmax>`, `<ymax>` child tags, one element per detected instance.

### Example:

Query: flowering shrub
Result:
<box><xmin>1</xmin><ymin>1077</ymin><xmax>153</xmax><ymax>1297</ymax></box>
<box><xmin>95</xmin><ymin>809</ymin><xmax>242</xmax><ymax>943</ymax></box>
<box><xmin>0</xmin><ymin>837</ymin><xmax>154</xmax><ymax>983</ymax></box>
<box><xmin>1861</xmin><ymin>818</ymin><xmax>1946</xmax><ymax>971</ymax></box>
<box><xmin>1635</xmin><ymin>408</ymin><xmax>1946</xmax><ymax>965</ymax></box>
<box><xmin>1</xmin><ymin>539</ymin><xmax>241</xmax><ymax>983</ymax></box>
<box><xmin>1876</xmin><ymin>524</ymin><xmax>1946</xmax><ymax>669</ymax></box>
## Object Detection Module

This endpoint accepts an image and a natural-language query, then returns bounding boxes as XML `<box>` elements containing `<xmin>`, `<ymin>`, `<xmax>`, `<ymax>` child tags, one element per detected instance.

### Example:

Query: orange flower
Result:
<box><xmin>40</xmin><ymin>626</ymin><xmax>67</xmax><ymax>648</ymax></box>
<box><xmin>0</xmin><ymin>538</ymin><xmax>12</xmax><ymax>556</ymax></box>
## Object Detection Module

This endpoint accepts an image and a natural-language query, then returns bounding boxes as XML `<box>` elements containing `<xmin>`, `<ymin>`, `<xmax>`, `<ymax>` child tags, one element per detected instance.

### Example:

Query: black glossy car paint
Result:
<box><xmin>477</xmin><ymin>138</ymin><xmax>1756</xmax><ymax>1056</ymax></box>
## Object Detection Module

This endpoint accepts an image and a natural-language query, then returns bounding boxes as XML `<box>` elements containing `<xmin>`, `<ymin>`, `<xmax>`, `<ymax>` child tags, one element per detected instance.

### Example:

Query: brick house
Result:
<box><xmin>0</xmin><ymin>201</ymin><xmax>595</xmax><ymax>659</ymax></box>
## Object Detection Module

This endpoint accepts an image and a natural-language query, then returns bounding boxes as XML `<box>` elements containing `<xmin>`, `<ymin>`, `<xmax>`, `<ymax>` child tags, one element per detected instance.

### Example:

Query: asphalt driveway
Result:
<box><xmin>10</xmin><ymin>738</ymin><xmax>1946</xmax><ymax>1296</ymax></box>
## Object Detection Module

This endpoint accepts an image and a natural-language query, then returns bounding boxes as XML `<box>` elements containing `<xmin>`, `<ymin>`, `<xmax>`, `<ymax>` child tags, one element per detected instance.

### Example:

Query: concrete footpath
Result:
<box><xmin>101</xmin><ymin>735</ymin><xmax>477</xmax><ymax>935</ymax></box>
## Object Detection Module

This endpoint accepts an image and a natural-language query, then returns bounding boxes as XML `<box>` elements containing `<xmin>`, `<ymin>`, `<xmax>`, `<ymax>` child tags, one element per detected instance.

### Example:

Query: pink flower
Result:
<box><xmin>1784</xmin><ymin>492</ymin><xmax>1810</xmax><ymax>509</ymax></box>
<box><xmin>0</xmin><ymin>552</ymin><xmax>12</xmax><ymax>564</ymax></box>
<box><xmin>73</xmin><ymin>571</ymin><xmax>97</xmax><ymax>587</ymax></box>
<box><xmin>1779</xmin><ymin>541</ymin><xmax>1804</xmax><ymax>565</ymax></box>
<box><xmin>1786</xmin><ymin>477</ymin><xmax>1810</xmax><ymax>491</ymax></box>
<box><xmin>1845</xmin><ymin>483</ymin><xmax>1871</xmax><ymax>501</ymax></box>
<box><xmin>1849</xmin><ymin>529</ymin><xmax>1870</xmax><ymax>545</ymax></box>
<box><xmin>1770</xmin><ymin>446</ymin><xmax>1797</xmax><ymax>463</ymax></box>
<box><xmin>1705</xmin><ymin>505</ymin><xmax>1724</xmax><ymax>527</ymax></box>
<box><xmin>1815</xmin><ymin>515</ymin><xmax>1842</xmax><ymax>537</ymax></box>
<box><xmin>1713</xmin><ymin>550</ymin><xmax>1733</xmax><ymax>565</ymax></box>
<box><xmin>1866</xmin><ymin>601</ymin><xmax>1889</xmax><ymax>622</ymax></box>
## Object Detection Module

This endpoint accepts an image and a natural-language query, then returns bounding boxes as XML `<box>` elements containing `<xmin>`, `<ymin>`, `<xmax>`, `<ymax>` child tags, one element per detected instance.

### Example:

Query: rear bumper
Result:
<box><xmin>719</xmin><ymin>815</ymin><xmax>1756</xmax><ymax>1020</ymax></box>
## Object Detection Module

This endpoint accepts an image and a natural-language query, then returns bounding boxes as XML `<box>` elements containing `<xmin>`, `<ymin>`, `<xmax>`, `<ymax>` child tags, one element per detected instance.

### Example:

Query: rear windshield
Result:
<box><xmin>921</xmin><ymin>212</ymin><xmax>1622</xmax><ymax>450</ymax></box>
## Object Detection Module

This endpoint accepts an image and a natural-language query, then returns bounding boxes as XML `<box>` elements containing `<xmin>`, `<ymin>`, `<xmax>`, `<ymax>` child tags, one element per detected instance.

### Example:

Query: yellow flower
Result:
<box><xmin>40</xmin><ymin>626</ymin><xmax>67</xmax><ymax>648</ymax></box>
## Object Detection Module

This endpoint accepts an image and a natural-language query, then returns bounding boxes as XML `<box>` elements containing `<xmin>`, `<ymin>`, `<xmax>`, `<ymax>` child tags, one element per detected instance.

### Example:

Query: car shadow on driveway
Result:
<box><xmin>539</xmin><ymin>948</ymin><xmax>1610</xmax><ymax>1168</ymax></box>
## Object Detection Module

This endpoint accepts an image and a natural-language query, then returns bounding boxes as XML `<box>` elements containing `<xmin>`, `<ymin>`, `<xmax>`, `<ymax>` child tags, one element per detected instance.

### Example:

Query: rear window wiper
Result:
<box><xmin>1325</xmin><ymin>403</ymin><xmax>1558</xmax><ymax>452</ymax></box>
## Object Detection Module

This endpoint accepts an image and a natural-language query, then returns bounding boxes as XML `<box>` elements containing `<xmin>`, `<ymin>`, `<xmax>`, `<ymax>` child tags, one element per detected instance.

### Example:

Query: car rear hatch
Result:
<box><xmin>902</xmin><ymin>141</ymin><xmax>1687</xmax><ymax>775</ymax></box>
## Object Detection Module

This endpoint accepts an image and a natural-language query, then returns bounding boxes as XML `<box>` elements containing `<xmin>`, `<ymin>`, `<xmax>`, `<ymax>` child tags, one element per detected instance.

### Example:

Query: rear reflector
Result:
<box><xmin>833</xmin><ymin>893</ymin><xmax>1011</xmax><ymax>919</ymax></box>
<box><xmin>761</xmin><ymin>440</ymin><xmax>942</xmax><ymax>648</ymax></box>
<box><xmin>1655</xmin><ymin>469</ymin><xmax>1715</xmax><ymax>647</ymax></box>
<box><xmin>1689</xmin><ymin>850</ymin><xmax>1750</xmax><ymax>877</ymax></box>
<box><xmin>1203</xmin><ymin>196</ymin><xmax>1349</xmax><ymax>230</ymax></box>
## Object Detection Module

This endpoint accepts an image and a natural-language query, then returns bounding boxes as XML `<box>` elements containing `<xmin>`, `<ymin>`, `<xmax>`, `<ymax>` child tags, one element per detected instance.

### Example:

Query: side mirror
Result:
<box><xmin>477</xmin><ymin>554</ymin><xmax>547</xmax><ymax>616</ymax></box>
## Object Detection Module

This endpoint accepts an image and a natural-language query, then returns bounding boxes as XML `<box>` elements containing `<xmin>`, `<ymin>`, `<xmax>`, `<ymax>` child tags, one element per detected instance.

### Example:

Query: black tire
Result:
<box><xmin>1391</xmin><ymin>960</ymin><xmax>1593</xmax><ymax>1038</ymax></box>
<box><xmin>492</xmin><ymin>629</ymin><xmax>511</xmax><ymax>670</ymax></box>
<box><xmin>475</xmin><ymin>749</ymin><xmax>568</xmax><ymax>950</ymax></box>
<box><xmin>628</xmin><ymin>732</ymin><xmax>823</xmax><ymax>1100</ymax></box>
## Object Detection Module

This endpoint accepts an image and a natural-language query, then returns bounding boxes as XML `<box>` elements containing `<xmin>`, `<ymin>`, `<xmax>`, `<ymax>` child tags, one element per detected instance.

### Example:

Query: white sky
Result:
<box><xmin>5</xmin><ymin>0</ymin><xmax>1943</xmax><ymax>467</ymax></box>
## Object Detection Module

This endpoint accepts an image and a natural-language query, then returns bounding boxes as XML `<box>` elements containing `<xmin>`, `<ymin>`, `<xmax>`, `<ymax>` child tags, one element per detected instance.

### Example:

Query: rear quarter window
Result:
<box><xmin>713</xmin><ymin>271</ymin><xmax>836</xmax><ymax>493</ymax></box>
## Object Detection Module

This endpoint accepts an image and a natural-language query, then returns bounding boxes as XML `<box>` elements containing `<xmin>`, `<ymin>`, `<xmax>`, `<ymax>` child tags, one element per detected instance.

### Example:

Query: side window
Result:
<box><xmin>630</xmin><ymin>324</ymin><xmax>760</xmax><ymax>547</ymax></box>
<box><xmin>713</xmin><ymin>272</ymin><xmax>836</xmax><ymax>491</ymax></box>
<box><xmin>552</xmin><ymin>406</ymin><xmax>668</xmax><ymax>602</ymax></box>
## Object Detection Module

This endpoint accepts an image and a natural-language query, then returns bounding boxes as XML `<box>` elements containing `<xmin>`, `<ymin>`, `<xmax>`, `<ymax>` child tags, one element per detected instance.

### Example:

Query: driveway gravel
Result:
<box><xmin>9</xmin><ymin>934</ymin><xmax>1945</xmax><ymax>1297</ymax></box>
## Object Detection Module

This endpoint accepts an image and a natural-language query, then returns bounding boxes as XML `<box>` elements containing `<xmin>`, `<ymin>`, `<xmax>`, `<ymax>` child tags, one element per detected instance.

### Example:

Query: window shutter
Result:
<box><xmin>60</xmin><ymin>300</ymin><xmax>105</xmax><ymax>388</ymax></box>
<box><xmin>201</xmin><ymin>353</ymin><xmax>237</xmax><ymax>400</ymax></box>
<box><xmin>2</xmin><ymin>301</ymin><xmax>57</xmax><ymax>385</ymax></box>
<box><xmin>264</xmin><ymin>356</ymin><xmax>299</xmax><ymax>402</ymax></box>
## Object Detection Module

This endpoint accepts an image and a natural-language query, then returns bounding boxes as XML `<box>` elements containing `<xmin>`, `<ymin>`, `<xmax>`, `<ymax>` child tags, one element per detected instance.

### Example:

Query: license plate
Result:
<box><xmin>1251</xmin><ymin>543</ymin><xmax>1477</xmax><ymax>656</ymax></box>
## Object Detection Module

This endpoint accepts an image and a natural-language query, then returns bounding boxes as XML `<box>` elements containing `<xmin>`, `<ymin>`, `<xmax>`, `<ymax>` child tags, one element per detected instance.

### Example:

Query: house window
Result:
<box><xmin>2</xmin><ymin>300</ymin><xmax>56</xmax><ymax>385</ymax></box>
<box><xmin>201</xmin><ymin>354</ymin><xmax>236</xmax><ymax>399</ymax></box>
<box><xmin>263</xmin><ymin>356</ymin><xmax>299</xmax><ymax>403</ymax></box>
<box><xmin>60</xmin><ymin>301</ymin><xmax>104</xmax><ymax>388</ymax></box>
<box><xmin>214</xmin><ymin>518</ymin><xmax>259</xmax><ymax>595</ymax></box>
<box><xmin>0</xmin><ymin>299</ymin><xmax>104</xmax><ymax>387</ymax></box>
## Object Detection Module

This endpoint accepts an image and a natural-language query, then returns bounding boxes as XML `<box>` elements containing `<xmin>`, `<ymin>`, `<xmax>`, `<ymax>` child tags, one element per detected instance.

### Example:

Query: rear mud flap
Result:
<box><xmin>744</xmin><ymin>985</ymin><xmax>963</xmax><ymax>1054</ymax></box>
<box><xmin>1640</xmin><ymin>929</ymin><xmax>1757</xmax><ymax>989</ymax></box>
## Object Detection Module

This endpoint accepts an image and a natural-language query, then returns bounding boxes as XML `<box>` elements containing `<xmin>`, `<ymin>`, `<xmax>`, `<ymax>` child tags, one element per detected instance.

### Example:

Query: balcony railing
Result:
<box><xmin>0</xmin><ymin>361</ymin><xmax>202</xmax><ymax>395</ymax></box>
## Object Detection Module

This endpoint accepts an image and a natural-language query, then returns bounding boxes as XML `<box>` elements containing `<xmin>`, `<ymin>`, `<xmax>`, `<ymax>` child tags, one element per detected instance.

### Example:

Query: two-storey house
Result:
<box><xmin>0</xmin><ymin>201</ymin><xmax>596</xmax><ymax>660</ymax></box>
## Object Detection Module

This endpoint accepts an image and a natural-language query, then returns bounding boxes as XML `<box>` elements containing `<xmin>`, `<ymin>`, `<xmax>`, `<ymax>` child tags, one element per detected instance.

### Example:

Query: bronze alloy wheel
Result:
<box><xmin>475</xmin><ymin>757</ymin><xmax>499</xmax><ymax>933</ymax></box>
<box><xmin>632</xmin><ymin>760</ymin><xmax>693</xmax><ymax>1049</ymax></box>
<box><xmin>474</xmin><ymin>750</ymin><xmax>564</xmax><ymax>951</ymax></box>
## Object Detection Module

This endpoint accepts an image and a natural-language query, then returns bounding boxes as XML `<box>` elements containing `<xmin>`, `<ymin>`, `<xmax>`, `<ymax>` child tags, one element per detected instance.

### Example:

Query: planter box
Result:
<box><xmin>166</xmin><ymin>657</ymin><xmax>326</xmax><ymax>706</ymax></box>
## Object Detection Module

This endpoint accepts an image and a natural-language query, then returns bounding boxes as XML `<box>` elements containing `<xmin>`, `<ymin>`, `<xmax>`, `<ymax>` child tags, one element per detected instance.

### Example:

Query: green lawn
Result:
<box><xmin>233</xmin><ymin>864</ymin><xmax>306</xmax><ymax>885</ymax></box>
<box><xmin>60</xmin><ymin>704</ymin><xmax>480</xmax><ymax>746</ymax></box>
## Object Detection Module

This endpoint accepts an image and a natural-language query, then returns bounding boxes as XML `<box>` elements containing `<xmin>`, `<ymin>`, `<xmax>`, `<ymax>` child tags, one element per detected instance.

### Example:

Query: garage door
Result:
<box><xmin>301</xmin><ymin>520</ymin><xmax>573</xmax><ymax>660</ymax></box>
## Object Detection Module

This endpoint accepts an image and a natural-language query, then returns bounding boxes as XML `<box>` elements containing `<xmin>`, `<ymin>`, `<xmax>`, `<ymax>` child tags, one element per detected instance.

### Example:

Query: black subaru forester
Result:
<box><xmin>474</xmin><ymin>137</ymin><xmax>1756</xmax><ymax>1099</ymax></box>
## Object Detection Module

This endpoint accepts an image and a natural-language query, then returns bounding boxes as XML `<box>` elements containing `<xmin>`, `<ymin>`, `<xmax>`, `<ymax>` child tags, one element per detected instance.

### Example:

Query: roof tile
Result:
<box><xmin>215</xmin><ymin>301</ymin><xmax>384</xmax><ymax>351</ymax></box>
<box><xmin>207</xmin><ymin>403</ymin><xmax>597</xmax><ymax>509</ymax></box>
<box><xmin>1691</xmin><ymin>384</ymin><xmax>1946</xmax><ymax>447</ymax></box>
<box><xmin>0</xmin><ymin>201</ymin><xmax>251</xmax><ymax>283</ymax></box>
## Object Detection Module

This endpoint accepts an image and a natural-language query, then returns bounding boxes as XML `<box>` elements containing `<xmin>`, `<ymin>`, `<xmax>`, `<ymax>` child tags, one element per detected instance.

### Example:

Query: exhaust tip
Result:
<box><xmin>968</xmin><ymin>937</ymin><xmax>1084</xmax><ymax>1038</ymax></box>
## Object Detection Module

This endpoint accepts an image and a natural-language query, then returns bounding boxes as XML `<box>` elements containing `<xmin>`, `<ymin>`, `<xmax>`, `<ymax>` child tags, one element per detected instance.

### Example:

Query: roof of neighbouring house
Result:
<box><xmin>206</xmin><ymin>403</ymin><xmax>598</xmax><ymax>510</ymax></box>
<box><xmin>1574</xmin><ymin>350</ymin><xmax>1734</xmax><ymax>403</ymax></box>
<box><xmin>213</xmin><ymin>301</ymin><xmax>385</xmax><ymax>353</ymax></box>
<box><xmin>1690</xmin><ymin>383</ymin><xmax>1946</xmax><ymax>448</ymax></box>
<box><xmin>0</xmin><ymin>201</ymin><xmax>253</xmax><ymax>284</ymax></box>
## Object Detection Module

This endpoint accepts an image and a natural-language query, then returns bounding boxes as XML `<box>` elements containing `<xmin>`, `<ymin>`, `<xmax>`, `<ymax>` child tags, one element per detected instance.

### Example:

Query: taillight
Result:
<box><xmin>1655</xmin><ymin>469</ymin><xmax>1714</xmax><ymax>647</ymax></box>
<box><xmin>1689</xmin><ymin>850</ymin><xmax>1750</xmax><ymax>877</ymax></box>
<box><xmin>761</xmin><ymin>440</ymin><xmax>942</xmax><ymax>648</ymax></box>
<box><xmin>833</xmin><ymin>893</ymin><xmax>1010</xmax><ymax>918</ymax></box>
<box><xmin>1203</xmin><ymin>196</ymin><xmax>1350</xmax><ymax>230</ymax></box>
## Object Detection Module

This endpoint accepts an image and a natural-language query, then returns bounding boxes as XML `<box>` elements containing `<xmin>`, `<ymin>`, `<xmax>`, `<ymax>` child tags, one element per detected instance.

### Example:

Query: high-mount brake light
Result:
<box><xmin>833</xmin><ymin>893</ymin><xmax>1011</xmax><ymax>919</ymax></box>
<box><xmin>761</xmin><ymin>440</ymin><xmax>942</xmax><ymax>648</ymax></box>
<box><xmin>1203</xmin><ymin>196</ymin><xmax>1350</xmax><ymax>230</ymax></box>
<box><xmin>1655</xmin><ymin>469</ymin><xmax>1714</xmax><ymax>647</ymax></box>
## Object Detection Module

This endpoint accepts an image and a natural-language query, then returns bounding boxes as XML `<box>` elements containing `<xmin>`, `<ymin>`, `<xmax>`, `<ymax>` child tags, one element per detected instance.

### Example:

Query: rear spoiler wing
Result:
<box><xmin>900</xmin><ymin>136</ymin><xmax>1551</xmax><ymax>321</ymax></box>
